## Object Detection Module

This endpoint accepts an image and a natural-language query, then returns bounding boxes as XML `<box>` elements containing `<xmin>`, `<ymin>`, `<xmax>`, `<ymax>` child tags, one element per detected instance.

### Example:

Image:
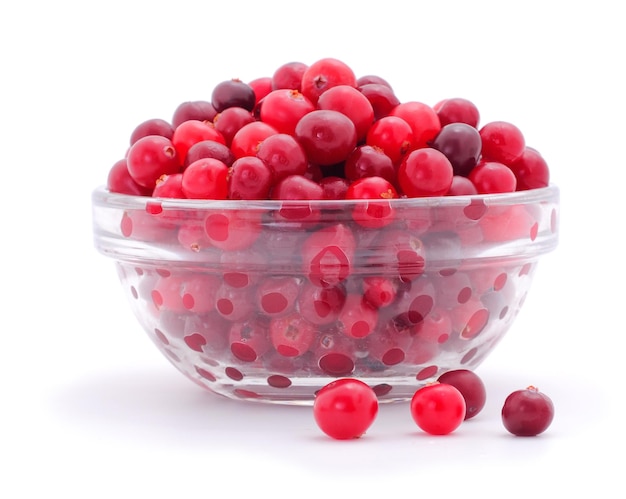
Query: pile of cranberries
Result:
<box><xmin>313</xmin><ymin>371</ymin><xmax>555</xmax><ymax>440</ymax></box>
<box><xmin>98</xmin><ymin>57</ymin><xmax>558</xmax><ymax>411</ymax></box>
<box><xmin>107</xmin><ymin>57</ymin><xmax>550</xmax><ymax>201</ymax></box>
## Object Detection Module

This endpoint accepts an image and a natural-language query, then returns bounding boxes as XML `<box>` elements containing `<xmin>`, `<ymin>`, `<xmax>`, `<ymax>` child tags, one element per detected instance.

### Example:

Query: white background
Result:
<box><xmin>1</xmin><ymin>0</ymin><xmax>624</xmax><ymax>497</ymax></box>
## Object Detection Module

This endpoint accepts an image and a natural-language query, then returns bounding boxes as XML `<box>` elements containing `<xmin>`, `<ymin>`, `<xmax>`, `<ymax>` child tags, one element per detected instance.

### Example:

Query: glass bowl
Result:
<box><xmin>92</xmin><ymin>185</ymin><xmax>559</xmax><ymax>404</ymax></box>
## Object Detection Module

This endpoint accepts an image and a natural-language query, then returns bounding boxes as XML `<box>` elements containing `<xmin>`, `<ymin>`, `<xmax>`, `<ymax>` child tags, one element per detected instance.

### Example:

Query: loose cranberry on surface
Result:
<box><xmin>437</xmin><ymin>369</ymin><xmax>486</xmax><ymax>420</ymax></box>
<box><xmin>410</xmin><ymin>382</ymin><xmax>466</xmax><ymax>435</ymax></box>
<box><xmin>502</xmin><ymin>386</ymin><xmax>554</xmax><ymax>436</ymax></box>
<box><xmin>313</xmin><ymin>378</ymin><xmax>379</xmax><ymax>440</ymax></box>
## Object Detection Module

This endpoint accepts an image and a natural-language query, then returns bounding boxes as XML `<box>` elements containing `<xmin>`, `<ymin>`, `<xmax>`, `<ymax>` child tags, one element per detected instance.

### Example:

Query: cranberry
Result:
<box><xmin>184</xmin><ymin>139</ymin><xmax>235</xmax><ymax>168</ymax></box>
<box><xmin>213</xmin><ymin>106</ymin><xmax>255</xmax><ymax>146</ymax></box>
<box><xmin>390</xmin><ymin>101</ymin><xmax>441</xmax><ymax>150</ymax></box>
<box><xmin>508</xmin><ymin>147</ymin><xmax>550</xmax><ymax>191</ymax></box>
<box><xmin>345</xmin><ymin>176</ymin><xmax>398</xmax><ymax>228</ymax></box>
<box><xmin>230</xmin><ymin>121</ymin><xmax>278</xmax><ymax>159</ymax></box>
<box><xmin>358</xmin><ymin>83</ymin><xmax>400</xmax><ymax>120</ymax></box>
<box><xmin>271</xmin><ymin>174</ymin><xmax>324</xmax><ymax>203</ymax></box>
<box><xmin>410</xmin><ymin>383</ymin><xmax>466</xmax><ymax>435</ymax></box>
<box><xmin>338</xmin><ymin>293</ymin><xmax>379</xmax><ymax>339</ymax></box>
<box><xmin>297</xmin><ymin>282</ymin><xmax>347</xmax><ymax>325</ymax></box>
<box><xmin>429</xmin><ymin>122</ymin><xmax>482</xmax><ymax>177</ymax></box>
<box><xmin>172</xmin><ymin>100</ymin><xmax>217</xmax><ymax>127</ymax></box>
<box><xmin>248</xmin><ymin>76</ymin><xmax>273</xmax><ymax>104</ymax></box>
<box><xmin>317</xmin><ymin>84</ymin><xmax>375</xmax><ymax>142</ymax></box>
<box><xmin>344</xmin><ymin>145</ymin><xmax>396</xmax><ymax>186</ymax></box>
<box><xmin>204</xmin><ymin>209</ymin><xmax>262</xmax><ymax>251</ymax></box>
<box><xmin>313</xmin><ymin>378</ymin><xmax>378</xmax><ymax>440</ymax></box>
<box><xmin>181</xmin><ymin>158</ymin><xmax>229</xmax><ymax>199</ymax></box>
<box><xmin>479</xmin><ymin>121</ymin><xmax>525</xmax><ymax>165</ymax></box>
<box><xmin>272</xmin><ymin>61</ymin><xmax>308</xmax><ymax>90</ymax></box>
<box><xmin>172</xmin><ymin>119</ymin><xmax>226</xmax><ymax>163</ymax></box>
<box><xmin>366</xmin><ymin>116</ymin><xmax>414</xmax><ymax>165</ymax></box>
<box><xmin>446</xmin><ymin>175</ymin><xmax>478</xmax><ymax>196</ymax></box>
<box><xmin>295</xmin><ymin>109</ymin><xmax>357</xmax><ymax>166</ymax></box>
<box><xmin>502</xmin><ymin>386</ymin><xmax>554</xmax><ymax>436</ymax></box>
<box><xmin>256</xmin><ymin>133</ymin><xmax>308</xmax><ymax>181</ymax></box>
<box><xmin>211</xmin><ymin>78</ymin><xmax>256</xmax><ymax>112</ymax></box>
<box><xmin>228</xmin><ymin>156</ymin><xmax>273</xmax><ymax>200</ymax></box>
<box><xmin>260</xmin><ymin>89</ymin><xmax>315</xmax><ymax>136</ymax></box>
<box><xmin>398</xmin><ymin>148</ymin><xmax>454</xmax><ymax>198</ymax></box>
<box><xmin>215</xmin><ymin>283</ymin><xmax>255</xmax><ymax>322</ymax></box>
<box><xmin>362</xmin><ymin>276</ymin><xmax>398</xmax><ymax>309</ymax></box>
<box><xmin>319</xmin><ymin>176</ymin><xmax>351</xmax><ymax>200</ymax></box>
<box><xmin>126</xmin><ymin>135</ymin><xmax>181</xmax><ymax>189</ymax></box>
<box><xmin>256</xmin><ymin>276</ymin><xmax>300</xmax><ymax>317</ymax></box>
<box><xmin>229</xmin><ymin>317</ymin><xmax>272</xmax><ymax>362</ymax></box>
<box><xmin>269</xmin><ymin>312</ymin><xmax>316</xmax><ymax>357</ymax></box>
<box><xmin>357</xmin><ymin>74</ymin><xmax>393</xmax><ymax>89</ymax></box>
<box><xmin>300</xmin><ymin>57</ymin><xmax>357</xmax><ymax>105</ymax></box>
<box><xmin>437</xmin><ymin>369</ymin><xmax>486</xmax><ymax>420</ymax></box>
<box><xmin>152</xmin><ymin>173</ymin><xmax>185</xmax><ymax>199</ymax></box>
<box><xmin>107</xmin><ymin>158</ymin><xmax>152</xmax><ymax>196</ymax></box>
<box><xmin>130</xmin><ymin>118</ymin><xmax>174</xmax><ymax>145</ymax></box>
<box><xmin>301</xmin><ymin>223</ymin><xmax>356</xmax><ymax>287</ymax></box>
<box><xmin>434</xmin><ymin>98</ymin><xmax>480</xmax><ymax>128</ymax></box>
<box><xmin>369</xmin><ymin>229</ymin><xmax>426</xmax><ymax>283</ymax></box>
<box><xmin>469</xmin><ymin>160</ymin><xmax>517</xmax><ymax>194</ymax></box>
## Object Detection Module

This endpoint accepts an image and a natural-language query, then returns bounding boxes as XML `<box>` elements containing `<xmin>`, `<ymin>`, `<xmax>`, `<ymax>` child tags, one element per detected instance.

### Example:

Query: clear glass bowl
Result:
<box><xmin>92</xmin><ymin>185</ymin><xmax>559</xmax><ymax>404</ymax></box>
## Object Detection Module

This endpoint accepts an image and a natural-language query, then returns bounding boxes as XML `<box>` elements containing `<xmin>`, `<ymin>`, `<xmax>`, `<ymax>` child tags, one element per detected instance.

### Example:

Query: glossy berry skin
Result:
<box><xmin>230</xmin><ymin>121</ymin><xmax>278</xmax><ymax>159</ymax></box>
<box><xmin>398</xmin><ymin>148</ymin><xmax>453</xmax><ymax>197</ymax></box>
<box><xmin>366</xmin><ymin>116</ymin><xmax>414</xmax><ymax>165</ymax></box>
<box><xmin>272</xmin><ymin>61</ymin><xmax>308</xmax><ymax>91</ymax></box>
<box><xmin>126</xmin><ymin>135</ymin><xmax>181</xmax><ymax>189</ymax></box>
<box><xmin>508</xmin><ymin>147</ymin><xmax>550</xmax><ymax>190</ymax></box>
<box><xmin>172</xmin><ymin>120</ymin><xmax>226</xmax><ymax>163</ymax></box>
<box><xmin>295</xmin><ymin>110</ymin><xmax>357</xmax><ymax>166</ymax></box>
<box><xmin>437</xmin><ymin>369</ymin><xmax>486</xmax><ymax>420</ymax></box>
<box><xmin>107</xmin><ymin>158</ymin><xmax>152</xmax><ymax>196</ymax></box>
<box><xmin>502</xmin><ymin>386</ymin><xmax>554</xmax><ymax>436</ymax></box>
<box><xmin>213</xmin><ymin>107</ymin><xmax>255</xmax><ymax>146</ymax></box>
<box><xmin>172</xmin><ymin>100</ymin><xmax>217</xmax><ymax>128</ymax></box>
<box><xmin>410</xmin><ymin>383</ymin><xmax>466</xmax><ymax>435</ymax></box>
<box><xmin>390</xmin><ymin>101</ymin><xmax>441</xmax><ymax>150</ymax></box>
<box><xmin>300</xmin><ymin>57</ymin><xmax>357</xmax><ymax>105</ymax></box>
<box><xmin>469</xmin><ymin>160</ymin><xmax>517</xmax><ymax>194</ymax></box>
<box><xmin>313</xmin><ymin>379</ymin><xmax>378</xmax><ymax>440</ymax></box>
<box><xmin>260</xmin><ymin>89</ymin><xmax>315</xmax><ymax>136</ymax></box>
<box><xmin>181</xmin><ymin>158</ymin><xmax>229</xmax><ymax>199</ymax></box>
<box><xmin>358</xmin><ymin>83</ymin><xmax>400</xmax><ymax>120</ymax></box>
<box><xmin>256</xmin><ymin>133</ymin><xmax>308</xmax><ymax>181</ymax></box>
<box><xmin>228</xmin><ymin>156</ymin><xmax>273</xmax><ymax>200</ymax></box>
<box><xmin>130</xmin><ymin>118</ymin><xmax>174</xmax><ymax>145</ymax></box>
<box><xmin>434</xmin><ymin>98</ymin><xmax>480</xmax><ymax>128</ymax></box>
<box><xmin>317</xmin><ymin>84</ymin><xmax>375</xmax><ymax>142</ymax></box>
<box><xmin>479</xmin><ymin>121</ymin><xmax>525</xmax><ymax>165</ymax></box>
<box><xmin>430</xmin><ymin>122</ymin><xmax>482</xmax><ymax>177</ymax></box>
<box><xmin>211</xmin><ymin>79</ymin><xmax>256</xmax><ymax>112</ymax></box>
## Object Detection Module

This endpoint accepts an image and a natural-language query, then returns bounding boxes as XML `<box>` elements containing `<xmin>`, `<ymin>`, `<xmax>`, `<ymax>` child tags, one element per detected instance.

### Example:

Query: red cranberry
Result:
<box><xmin>230</xmin><ymin>121</ymin><xmax>278</xmax><ymax>159</ymax></box>
<box><xmin>469</xmin><ymin>160</ymin><xmax>517</xmax><ymax>194</ymax></box>
<box><xmin>437</xmin><ymin>369</ymin><xmax>487</xmax><ymax>420</ymax></box>
<box><xmin>272</xmin><ymin>61</ymin><xmax>308</xmax><ymax>90</ymax></box>
<box><xmin>184</xmin><ymin>139</ymin><xmax>235</xmax><ymax>168</ymax></box>
<box><xmin>126</xmin><ymin>135</ymin><xmax>181</xmax><ymax>189</ymax></box>
<box><xmin>502</xmin><ymin>386</ymin><xmax>554</xmax><ymax>436</ymax></box>
<box><xmin>228</xmin><ymin>156</ymin><xmax>273</xmax><ymax>200</ymax></box>
<box><xmin>300</xmin><ymin>57</ymin><xmax>357</xmax><ymax>105</ymax></box>
<box><xmin>256</xmin><ymin>133</ymin><xmax>308</xmax><ymax>181</ymax></box>
<box><xmin>508</xmin><ymin>147</ymin><xmax>550</xmax><ymax>190</ymax></box>
<box><xmin>317</xmin><ymin>84</ymin><xmax>375</xmax><ymax>142</ymax></box>
<box><xmin>301</xmin><ymin>223</ymin><xmax>356</xmax><ymax>288</ymax></box>
<box><xmin>172</xmin><ymin>100</ymin><xmax>217</xmax><ymax>127</ymax></box>
<box><xmin>130</xmin><ymin>118</ymin><xmax>174</xmax><ymax>145</ymax></box>
<box><xmin>172</xmin><ymin>120</ymin><xmax>225</xmax><ymax>163</ymax></box>
<box><xmin>260</xmin><ymin>89</ymin><xmax>315</xmax><ymax>136</ymax></box>
<box><xmin>358</xmin><ymin>83</ymin><xmax>400</xmax><ymax>120</ymax></box>
<box><xmin>398</xmin><ymin>148</ymin><xmax>454</xmax><ymax>197</ymax></box>
<box><xmin>213</xmin><ymin>106</ymin><xmax>255</xmax><ymax>146</ymax></box>
<box><xmin>389</xmin><ymin>101</ymin><xmax>441</xmax><ymax>150</ymax></box>
<box><xmin>366</xmin><ymin>116</ymin><xmax>414</xmax><ymax>165</ymax></box>
<box><xmin>181</xmin><ymin>158</ymin><xmax>229</xmax><ymax>199</ymax></box>
<box><xmin>295</xmin><ymin>110</ymin><xmax>357</xmax><ymax>166</ymax></box>
<box><xmin>479</xmin><ymin>121</ymin><xmax>525</xmax><ymax>165</ymax></box>
<box><xmin>107</xmin><ymin>158</ymin><xmax>152</xmax><ymax>196</ymax></box>
<box><xmin>434</xmin><ymin>98</ymin><xmax>480</xmax><ymax>128</ymax></box>
<box><xmin>344</xmin><ymin>144</ymin><xmax>396</xmax><ymax>185</ymax></box>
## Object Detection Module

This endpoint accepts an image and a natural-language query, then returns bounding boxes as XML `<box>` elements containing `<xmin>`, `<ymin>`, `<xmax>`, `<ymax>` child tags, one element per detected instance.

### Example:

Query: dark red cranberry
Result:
<box><xmin>430</xmin><ymin>122</ymin><xmax>482</xmax><ymax>177</ymax></box>
<box><xmin>358</xmin><ymin>83</ymin><xmax>400</xmax><ymax>120</ymax></box>
<box><xmin>130</xmin><ymin>118</ymin><xmax>174</xmax><ymax>145</ymax></box>
<box><xmin>211</xmin><ymin>79</ymin><xmax>257</xmax><ymax>112</ymax></box>
<box><xmin>172</xmin><ymin>101</ymin><xmax>217</xmax><ymax>128</ymax></box>
<box><xmin>184</xmin><ymin>140</ymin><xmax>235</xmax><ymax>168</ymax></box>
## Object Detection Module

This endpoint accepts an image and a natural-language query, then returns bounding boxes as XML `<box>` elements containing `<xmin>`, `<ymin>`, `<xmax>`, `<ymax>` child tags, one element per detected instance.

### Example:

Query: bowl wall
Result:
<box><xmin>92</xmin><ymin>186</ymin><xmax>559</xmax><ymax>404</ymax></box>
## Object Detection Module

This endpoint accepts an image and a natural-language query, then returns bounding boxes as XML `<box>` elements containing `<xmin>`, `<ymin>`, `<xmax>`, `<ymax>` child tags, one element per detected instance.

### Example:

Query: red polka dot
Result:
<box><xmin>225</xmin><ymin>367</ymin><xmax>244</xmax><ymax>381</ymax></box>
<box><xmin>530</xmin><ymin>222</ymin><xmax>539</xmax><ymax>241</ymax></box>
<box><xmin>439</xmin><ymin>268</ymin><xmax>457</xmax><ymax>277</ymax></box>
<box><xmin>135</xmin><ymin>267</ymin><xmax>144</xmax><ymax>276</ymax></box>
<box><xmin>121</xmin><ymin>213</ymin><xmax>133</xmax><ymax>237</ymax></box>
<box><xmin>493</xmin><ymin>273</ymin><xmax>507</xmax><ymax>291</ymax></box>
<box><xmin>463</xmin><ymin>198</ymin><xmax>487</xmax><ymax>220</ymax></box>
<box><xmin>460</xmin><ymin>309</ymin><xmax>490</xmax><ymax>339</ymax></box>
<box><xmin>130</xmin><ymin>286</ymin><xmax>138</xmax><ymax>299</ymax></box>
<box><xmin>519</xmin><ymin>263</ymin><xmax>532</xmax><ymax>276</ymax></box>
<box><xmin>267</xmin><ymin>375</ymin><xmax>292</xmax><ymax>388</ymax></box>
<box><xmin>319</xmin><ymin>353</ymin><xmax>355</xmax><ymax>376</ymax></box>
<box><xmin>351</xmin><ymin>320</ymin><xmax>371</xmax><ymax>338</ymax></box>
<box><xmin>416</xmin><ymin>365</ymin><xmax>438</xmax><ymax>380</ymax></box>
<box><xmin>184</xmin><ymin>333</ymin><xmax>207</xmax><ymax>352</ymax></box>
<box><xmin>163</xmin><ymin>349</ymin><xmax>180</xmax><ymax>362</ymax></box>
<box><xmin>277</xmin><ymin>344</ymin><xmax>299</xmax><ymax>357</ymax></box>
<box><xmin>550</xmin><ymin>208</ymin><xmax>557</xmax><ymax>233</ymax></box>
<box><xmin>206</xmin><ymin>214</ymin><xmax>230</xmax><ymax>242</ymax></box>
<box><xmin>156</xmin><ymin>268</ymin><xmax>171</xmax><ymax>277</ymax></box>
<box><xmin>461</xmin><ymin>347</ymin><xmax>478</xmax><ymax>364</ymax></box>
<box><xmin>408</xmin><ymin>295</ymin><xmax>434</xmax><ymax>324</ymax></box>
<box><xmin>151</xmin><ymin>290</ymin><xmax>163</xmax><ymax>308</ymax></box>
<box><xmin>154</xmin><ymin>328</ymin><xmax>169</xmax><ymax>345</ymax></box>
<box><xmin>382</xmin><ymin>348</ymin><xmax>405</xmax><ymax>366</ymax></box>
<box><xmin>457</xmin><ymin>286</ymin><xmax>472</xmax><ymax>304</ymax></box>
<box><xmin>261</xmin><ymin>293</ymin><xmax>288</xmax><ymax>314</ymax></box>
<box><xmin>231</xmin><ymin>342</ymin><xmax>258</xmax><ymax>362</ymax></box>
<box><xmin>217</xmin><ymin>298</ymin><xmax>234</xmax><ymax>316</ymax></box>
<box><xmin>224</xmin><ymin>272</ymin><xmax>249</xmax><ymax>288</ymax></box>
<box><xmin>234</xmin><ymin>388</ymin><xmax>260</xmax><ymax>399</ymax></box>
<box><xmin>182</xmin><ymin>293</ymin><xmax>195</xmax><ymax>310</ymax></box>
<box><xmin>195</xmin><ymin>366</ymin><xmax>216</xmax><ymax>382</ymax></box>
<box><xmin>438</xmin><ymin>333</ymin><xmax>449</xmax><ymax>344</ymax></box>
<box><xmin>499</xmin><ymin>306</ymin><xmax>509</xmax><ymax>319</ymax></box>
<box><xmin>373</xmin><ymin>384</ymin><xmax>392</xmax><ymax>397</ymax></box>
<box><xmin>146</xmin><ymin>201</ymin><xmax>163</xmax><ymax>215</ymax></box>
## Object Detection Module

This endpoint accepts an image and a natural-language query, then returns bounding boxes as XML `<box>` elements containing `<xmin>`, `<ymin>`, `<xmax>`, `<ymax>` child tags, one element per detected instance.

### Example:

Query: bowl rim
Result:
<box><xmin>92</xmin><ymin>184</ymin><xmax>559</xmax><ymax>211</ymax></box>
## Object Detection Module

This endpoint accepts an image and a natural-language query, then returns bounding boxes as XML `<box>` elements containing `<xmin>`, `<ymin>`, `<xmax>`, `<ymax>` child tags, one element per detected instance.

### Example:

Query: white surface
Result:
<box><xmin>1</xmin><ymin>1</ymin><xmax>624</xmax><ymax>497</ymax></box>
